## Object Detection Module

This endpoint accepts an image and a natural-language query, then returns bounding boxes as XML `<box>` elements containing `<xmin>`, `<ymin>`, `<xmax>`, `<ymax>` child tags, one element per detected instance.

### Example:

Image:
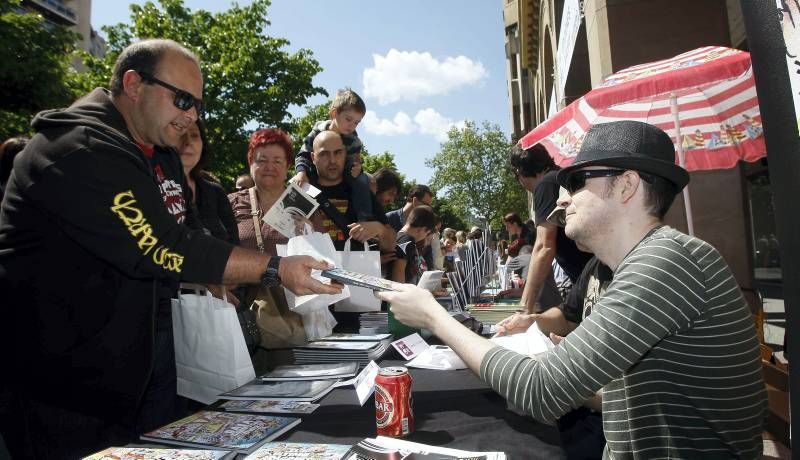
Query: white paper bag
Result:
<box><xmin>276</xmin><ymin>231</ymin><xmax>350</xmax><ymax>340</ymax></box>
<box><xmin>171</xmin><ymin>286</ymin><xmax>256</xmax><ymax>404</ymax></box>
<box><xmin>334</xmin><ymin>239</ymin><xmax>382</xmax><ymax>312</ymax></box>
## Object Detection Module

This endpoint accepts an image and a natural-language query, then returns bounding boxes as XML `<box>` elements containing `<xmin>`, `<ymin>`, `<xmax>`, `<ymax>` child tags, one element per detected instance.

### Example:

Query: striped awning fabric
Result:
<box><xmin>520</xmin><ymin>46</ymin><xmax>766</xmax><ymax>172</ymax></box>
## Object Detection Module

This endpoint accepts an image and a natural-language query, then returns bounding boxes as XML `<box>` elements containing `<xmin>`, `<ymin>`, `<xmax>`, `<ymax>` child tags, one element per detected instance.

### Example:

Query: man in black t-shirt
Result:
<box><xmin>509</xmin><ymin>144</ymin><xmax>592</xmax><ymax>314</ymax></box>
<box><xmin>308</xmin><ymin>130</ymin><xmax>395</xmax><ymax>253</ymax></box>
<box><xmin>391</xmin><ymin>205</ymin><xmax>437</xmax><ymax>284</ymax></box>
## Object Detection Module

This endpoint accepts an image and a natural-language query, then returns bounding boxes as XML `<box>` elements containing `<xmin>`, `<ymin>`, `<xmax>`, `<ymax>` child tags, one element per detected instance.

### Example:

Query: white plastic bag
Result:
<box><xmin>334</xmin><ymin>238</ymin><xmax>382</xmax><ymax>312</ymax></box>
<box><xmin>276</xmin><ymin>231</ymin><xmax>350</xmax><ymax>340</ymax></box>
<box><xmin>171</xmin><ymin>285</ymin><xmax>256</xmax><ymax>404</ymax></box>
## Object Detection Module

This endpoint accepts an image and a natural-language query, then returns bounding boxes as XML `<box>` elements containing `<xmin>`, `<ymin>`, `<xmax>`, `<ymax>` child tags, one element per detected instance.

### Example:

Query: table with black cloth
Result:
<box><xmin>277</xmin><ymin>360</ymin><xmax>565</xmax><ymax>459</ymax></box>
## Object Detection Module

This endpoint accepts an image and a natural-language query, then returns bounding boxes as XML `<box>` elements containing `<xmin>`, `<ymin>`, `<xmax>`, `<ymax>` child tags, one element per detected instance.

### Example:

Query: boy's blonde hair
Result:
<box><xmin>330</xmin><ymin>88</ymin><xmax>366</xmax><ymax>115</ymax></box>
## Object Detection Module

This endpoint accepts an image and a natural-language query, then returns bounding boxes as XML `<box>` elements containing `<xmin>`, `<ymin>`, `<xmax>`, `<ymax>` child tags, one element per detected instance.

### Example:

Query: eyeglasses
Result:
<box><xmin>138</xmin><ymin>71</ymin><xmax>204</xmax><ymax>115</ymax></box>
<box><xmin>563</xmin><ymin>169</ymin><xmax>626</xmax><ymax>193</ymax></box>
<box><xmin>564</xmin><ymin>168</ymin><xmax>654</xmax><ymax>194</ymax></box>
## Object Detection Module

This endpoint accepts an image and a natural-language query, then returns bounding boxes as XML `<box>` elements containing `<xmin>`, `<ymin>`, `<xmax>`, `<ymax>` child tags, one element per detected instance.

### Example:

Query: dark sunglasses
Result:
<box><xmin>564</xmin><ymin>168</ymin><xmax>655</xmax><ymax>194</ymax></box>
<box><xmin>138</xmin><ymin>71</ymin><xmax>204</xmax><ymax>115</ymax></box>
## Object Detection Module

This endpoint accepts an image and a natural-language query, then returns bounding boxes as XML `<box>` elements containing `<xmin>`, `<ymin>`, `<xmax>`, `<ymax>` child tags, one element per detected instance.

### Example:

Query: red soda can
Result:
<box><xmin>374</xmin><ymin>366</ymin><xmax>414</xmax><ymax>437</ymax></box>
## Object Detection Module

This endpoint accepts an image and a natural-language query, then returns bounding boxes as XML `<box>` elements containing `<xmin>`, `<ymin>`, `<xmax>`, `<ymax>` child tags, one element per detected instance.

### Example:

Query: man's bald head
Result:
<box><xmin>311</xmin><ymin>130</ymin><xmax>346</xmax><ymax>186</ymax></box>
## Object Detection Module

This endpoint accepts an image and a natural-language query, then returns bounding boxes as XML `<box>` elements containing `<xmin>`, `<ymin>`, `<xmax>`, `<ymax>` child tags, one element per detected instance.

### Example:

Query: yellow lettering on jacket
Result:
<box><xmin>111</xmin><ymin>190</ymin><xmax>184</xmax><ymax>273</ymax></box>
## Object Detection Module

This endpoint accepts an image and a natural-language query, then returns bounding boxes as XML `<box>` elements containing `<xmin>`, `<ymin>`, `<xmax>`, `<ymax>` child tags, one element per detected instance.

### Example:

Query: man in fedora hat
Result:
<box><xmin>378</xmin><ymin>120</ymin><xmax>767</xmax><ymax>458</ymax></box>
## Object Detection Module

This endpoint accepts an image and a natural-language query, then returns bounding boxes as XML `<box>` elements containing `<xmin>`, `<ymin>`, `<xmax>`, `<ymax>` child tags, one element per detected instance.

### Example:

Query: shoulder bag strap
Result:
<box><xmin>248</xmin><ymin>186</ymin><xmax>265</xmax><ymax>253</ymax></box>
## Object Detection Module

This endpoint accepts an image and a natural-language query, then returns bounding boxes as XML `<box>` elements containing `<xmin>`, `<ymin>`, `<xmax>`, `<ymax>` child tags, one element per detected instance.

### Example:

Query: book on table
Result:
<box><xmin>260</xmin><ymin>362</ymin><xmax>359</xmax><ymax>381</ymax></box>
<box><xmin>242</xmin><ymin>442</ymin><xmax>351</xmax><ymax>460</ymax></box>
<box><xmin>319</xmin><ymin>333</ymin><xmax>393</xmax><ymax>342</ymax></box>
<box><xmin>219</xmin><ymin>399</ymin><xmax>320</xmax><ymax>414</ymax></box>
<box><xmin>82</xmin><ymin>447</ymin><xmax>233</xmax><ymax>459</ymax></box>
<box><xmin>140</xmin><ymin>410</ymin><xmax>300</xmax><ymax>455</ymax></box>
<box><xmin>219</xmin><ymin>378</ymin><xmax>338</xmax><ymax>402</ymax></box>
<box><xmin>343</xmin><ymin>436</ymin><xmax>507</xmax><ymax>460</ymax></box>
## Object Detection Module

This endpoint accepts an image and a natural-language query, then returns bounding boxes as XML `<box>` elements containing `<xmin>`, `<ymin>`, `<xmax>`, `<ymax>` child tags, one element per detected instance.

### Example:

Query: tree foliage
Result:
<box><xmin>426</xmin><ymin>121</ymin><xmax>528</xmax><ymax>229</ymax></box>
<box><xmin>0</xmin><ymin>0</ymin><xmax>83</xmax><ymax>140</ymax></box>
<box><xmin>78</xmin><ymin>0</ymin><xmax>326</xmax><ymax>188</ymax></box>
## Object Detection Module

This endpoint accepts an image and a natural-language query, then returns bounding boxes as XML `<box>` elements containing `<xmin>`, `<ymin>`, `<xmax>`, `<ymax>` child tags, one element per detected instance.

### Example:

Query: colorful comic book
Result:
<box><xmin>140</xmin><ymin>411</ymin><xmax>300</xmax><ymax>454</ymax></box>
<box><xmin>82</xmin><ymin>447</ymin><xmax>232</xmax><ymax>459</ymax></box>
<box><xmin>219</xmin><ymin>399</ymin><xmax>320</xmax><ymax>414</ymax></box>
<box><xmin>242</xmin><ymin>442</ymin><xmax>351</xmax><ymax>460</ymax></box>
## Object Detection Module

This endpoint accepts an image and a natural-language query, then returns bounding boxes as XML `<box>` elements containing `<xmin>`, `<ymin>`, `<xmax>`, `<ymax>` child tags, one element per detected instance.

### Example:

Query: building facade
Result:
<box><xmin>19</xmin><ymin>0</ymin><xmax>106</xmax><ymax>58</ymax></box>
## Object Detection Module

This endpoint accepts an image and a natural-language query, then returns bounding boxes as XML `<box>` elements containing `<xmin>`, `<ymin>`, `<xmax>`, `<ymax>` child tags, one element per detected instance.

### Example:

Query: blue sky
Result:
<box><xmin>92</xmin><ymin>1</ymin><xmax>511</xmax><ymax>184</ymax></box>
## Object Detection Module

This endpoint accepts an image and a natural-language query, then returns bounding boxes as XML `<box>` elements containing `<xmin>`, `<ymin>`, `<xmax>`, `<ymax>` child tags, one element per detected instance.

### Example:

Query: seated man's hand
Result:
<box><xmin>290</xmin><ymin>170</ymin><xmax>308</xmax><ymax>186</ymax></box>
<box><xmin>380</xmin><ymin>251</ymin><xmax>397</xmax><ymax>265</ymax></box>
<box><xmin>278</xmin><ymin>255</ymin><xmax>343</xmax><ymax>296</ymax></box>
<box><xmin>376</xmin><ymin>284</ymin><xmax>439</xmax><ymax>330</ymax></box>
<box><xmin>494</xmin><ymin>312</ymin><xmax>538</xmax><ymax>337</ymax></box>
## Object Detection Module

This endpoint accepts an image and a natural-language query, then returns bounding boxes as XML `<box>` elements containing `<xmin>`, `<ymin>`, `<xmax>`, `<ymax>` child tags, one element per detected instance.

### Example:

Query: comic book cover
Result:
<box><xmin>242</xmin><ymin>442</ymin><xmax>351</xmax><ymax>460</ymax></box>
<box><xmin>140</xmin><ymin>411</ymin><xmax>300</xmax><ymax>454</ymax></box>
<box><xmin>82</xmin><ymin>447</ymin><xmax>232</xmax><ymax>460</ymax></box>
<box><xmin>219</xmin><ymin>399</ymin><xmax>319</xmax><ymax>414</ymax></box>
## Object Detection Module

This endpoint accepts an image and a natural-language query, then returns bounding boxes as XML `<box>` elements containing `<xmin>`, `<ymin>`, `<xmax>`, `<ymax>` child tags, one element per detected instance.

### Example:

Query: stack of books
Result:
<box><xmin>218</xmin><ymin>379</ymin><xmax>339</xmax><ymax>403</ymax></box>
<box><xmin>466</xmin><ymin>302</ymin><xmax>523</xmax><ymax>323</ymax></box>
<box><xmin>358</xmin><ymin>312</ymin><xmax>389</xmax><ymax>334</ymax></box>
<box><xmin>293</xmin><ymin>338</ymin><xmax>391</xmax><ymax>366</ymax></box>
<box><xmin>139</xmin><ymin>410</ymin><xmax>300</xmax><ymax>455</ymax></box>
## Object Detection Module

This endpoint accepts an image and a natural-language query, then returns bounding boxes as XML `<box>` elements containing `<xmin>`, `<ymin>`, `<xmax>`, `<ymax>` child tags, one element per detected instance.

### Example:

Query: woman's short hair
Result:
<box><xmin>247</xmin><ymin>128</ymin><xmax>293</xmax><ymax>166</ymax></box>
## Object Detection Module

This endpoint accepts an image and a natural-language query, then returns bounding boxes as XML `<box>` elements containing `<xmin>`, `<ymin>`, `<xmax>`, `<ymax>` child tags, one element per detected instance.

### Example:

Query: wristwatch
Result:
<box><xmin>260</xmin><ymin>256</ymin><xmax>282</xmax><ymax>287</ymax></box>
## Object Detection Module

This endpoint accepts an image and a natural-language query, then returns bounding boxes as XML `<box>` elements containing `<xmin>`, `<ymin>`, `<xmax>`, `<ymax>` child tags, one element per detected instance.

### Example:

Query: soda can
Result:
<box><xmin>374</xmin><ymin>366</ymin><xmax>414</xmax><ymax>437</ymax></box>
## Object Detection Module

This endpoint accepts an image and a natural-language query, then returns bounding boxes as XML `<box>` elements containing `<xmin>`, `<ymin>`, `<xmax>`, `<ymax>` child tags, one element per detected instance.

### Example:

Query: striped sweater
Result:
<box><xmin>480</xmin><ymin>226</ymin><xmax>767</xmax><ymax>459</ymax></box>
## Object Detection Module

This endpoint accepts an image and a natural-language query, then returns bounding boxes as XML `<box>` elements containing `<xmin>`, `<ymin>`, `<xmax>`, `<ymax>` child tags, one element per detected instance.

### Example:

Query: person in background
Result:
<box><xmin>391</xmin><ymin>205</ymin><xmax>437</xmax><ymax>284</ymax></box>
<box><xmin>503</xmin><ymin>212</ymin><xmax>533</xmax><ymax>246</ymax></box>
<box><xmin>455</xmin><ymin>229</ymin><xmax>467</xmax><ymax>262</ymax></box>
<box><xmin>385</xmin><ymin>184</ymin><xmax>433</xmax><ymax>232</ymax></box>
<box><xmin>292</xmin><ymin>89</ymin><xmax>376</xmax><ymax>220</ymax></box>
<box><xmin>372</xmin><ymin>167</ymin><xmax>403</xmax><ymax>208</ymax></box>
<box><xmin>229</xmin><ymin>128</ymin><xmax>293</xmax><ymax>255</ymax></box>
<box><xmin>235</xmin><ymin>173</ymin><xmax>254</xmax><ymax>191</ymax></box>
<box><xmin>497</xmin><ymin>239</ymin><xmax>509</xmax><ymax>265</ymax></box>
<box><xmin>509</xmin><ymin>144</ymin><xmax>591</xmax><ymax>313</ymax></box>
<box><xmin>0</xmin><ymin>137</ymin><xmax>28</xmax><ymax>202</ymax></box>
<box><xmin>178</xmin><ymin>120</ymin><xmax>238</xmax><ymax>245</ymax></box>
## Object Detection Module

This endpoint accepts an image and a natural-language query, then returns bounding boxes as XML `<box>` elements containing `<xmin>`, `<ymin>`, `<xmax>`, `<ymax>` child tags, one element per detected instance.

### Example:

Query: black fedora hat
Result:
<box><xmin>556</xmin><ymin>121</ymin><xmax>689</xmax><ymax>191</ymax></box>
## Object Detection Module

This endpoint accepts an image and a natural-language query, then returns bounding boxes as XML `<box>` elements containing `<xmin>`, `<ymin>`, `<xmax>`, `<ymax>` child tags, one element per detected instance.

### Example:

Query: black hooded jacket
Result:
<box><xmin>0</xmin><ymin>88</ymin><xmax>233</xmax><ymax>428</ymax></box>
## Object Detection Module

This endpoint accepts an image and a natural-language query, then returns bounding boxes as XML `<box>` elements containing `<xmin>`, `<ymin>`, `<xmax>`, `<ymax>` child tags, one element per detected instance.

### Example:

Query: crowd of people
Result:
<box><xmin>0</xmin><ymin>37</ymin><xmax>768</xmax><ymax>460</ymax></box>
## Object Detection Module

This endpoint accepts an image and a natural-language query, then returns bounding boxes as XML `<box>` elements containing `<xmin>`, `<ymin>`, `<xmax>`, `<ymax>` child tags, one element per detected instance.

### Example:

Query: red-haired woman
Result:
<box><xmin>228</xmin><ymin>128</ymin><xmax>294</xmax><ymax>254</ymax></box>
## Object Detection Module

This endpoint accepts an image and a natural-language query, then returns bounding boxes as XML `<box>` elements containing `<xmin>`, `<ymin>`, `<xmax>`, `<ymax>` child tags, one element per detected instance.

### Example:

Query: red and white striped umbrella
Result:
<box><xmin>520</xmin><ymin>46</ymin><xmax>766</xmax><ymax>172</ymax></box>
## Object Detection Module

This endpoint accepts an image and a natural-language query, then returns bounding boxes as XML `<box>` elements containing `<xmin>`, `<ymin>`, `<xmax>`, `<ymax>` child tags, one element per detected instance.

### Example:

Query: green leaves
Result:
<box><xmin>0</xmin><ymin>1</ymin><xmax>82</xmax><ymax>139</ymax></box>
<box><xmin>426</xmin><ymin>121</ymin><xmax>528</xmax><ymax>229</ymax></box>
<box><xmin>75</xmin><ymin>0</ymin><xmax>326</xmax><ymax>189</ymax></box>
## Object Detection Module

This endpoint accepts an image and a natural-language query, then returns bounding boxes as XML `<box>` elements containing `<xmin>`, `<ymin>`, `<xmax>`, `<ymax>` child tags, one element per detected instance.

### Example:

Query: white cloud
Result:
<box><xmin>360</xmin><ymin>110</ymin><xmax>415</xmax><ymax>136</ymax></box>
<box><xmin>360</xmin><ymin>108</ymin><xmax>465</xmax><ymax>142</ymax></box>
<box><xmin>363</xmin><ymin>49</ymin><xmax>488</xmax><ymax>105</ymax></box>
<box><xmin>414</xmin><ymin>108</ymin><xmax>466</xmax><ymax>141</ymax></box>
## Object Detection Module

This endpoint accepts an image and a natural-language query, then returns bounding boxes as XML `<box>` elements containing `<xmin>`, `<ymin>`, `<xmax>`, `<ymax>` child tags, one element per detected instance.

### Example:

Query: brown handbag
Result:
<box><xmin>248</xmin><ymin>187</ymin><xmax>307</xmax><ymax>349</ymax></box>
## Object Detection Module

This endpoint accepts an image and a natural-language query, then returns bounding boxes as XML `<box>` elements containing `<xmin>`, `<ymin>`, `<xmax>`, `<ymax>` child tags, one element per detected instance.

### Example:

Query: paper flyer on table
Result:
<box><xmin>391</xmin><ymin>333</ymin><xmax>428</xmax><ymax>360</ymax></box>
<box><xmin>407</xmin><ymin>345</ymin><xmax>467</xmax><ymax>370</ymax></box>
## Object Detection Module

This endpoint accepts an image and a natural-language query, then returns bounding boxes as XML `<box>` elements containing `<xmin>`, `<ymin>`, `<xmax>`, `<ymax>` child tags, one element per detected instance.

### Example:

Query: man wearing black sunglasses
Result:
<box><xmin>0</xmin><ymin>39</ymin><xmax>342</xmax><ymax>458</ymax></box>
<box><xmin>377</xmin><ymin>120</ymin><xmax>766</xmax><ymax>458</ymax></box>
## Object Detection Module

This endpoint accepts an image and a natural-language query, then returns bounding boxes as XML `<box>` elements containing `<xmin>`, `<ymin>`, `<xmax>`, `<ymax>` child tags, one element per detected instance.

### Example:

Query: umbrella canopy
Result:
<box><xmin>520</xmin><ymin>46</ymin><xmax>766</xmax><ymax>172</ymax></box>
